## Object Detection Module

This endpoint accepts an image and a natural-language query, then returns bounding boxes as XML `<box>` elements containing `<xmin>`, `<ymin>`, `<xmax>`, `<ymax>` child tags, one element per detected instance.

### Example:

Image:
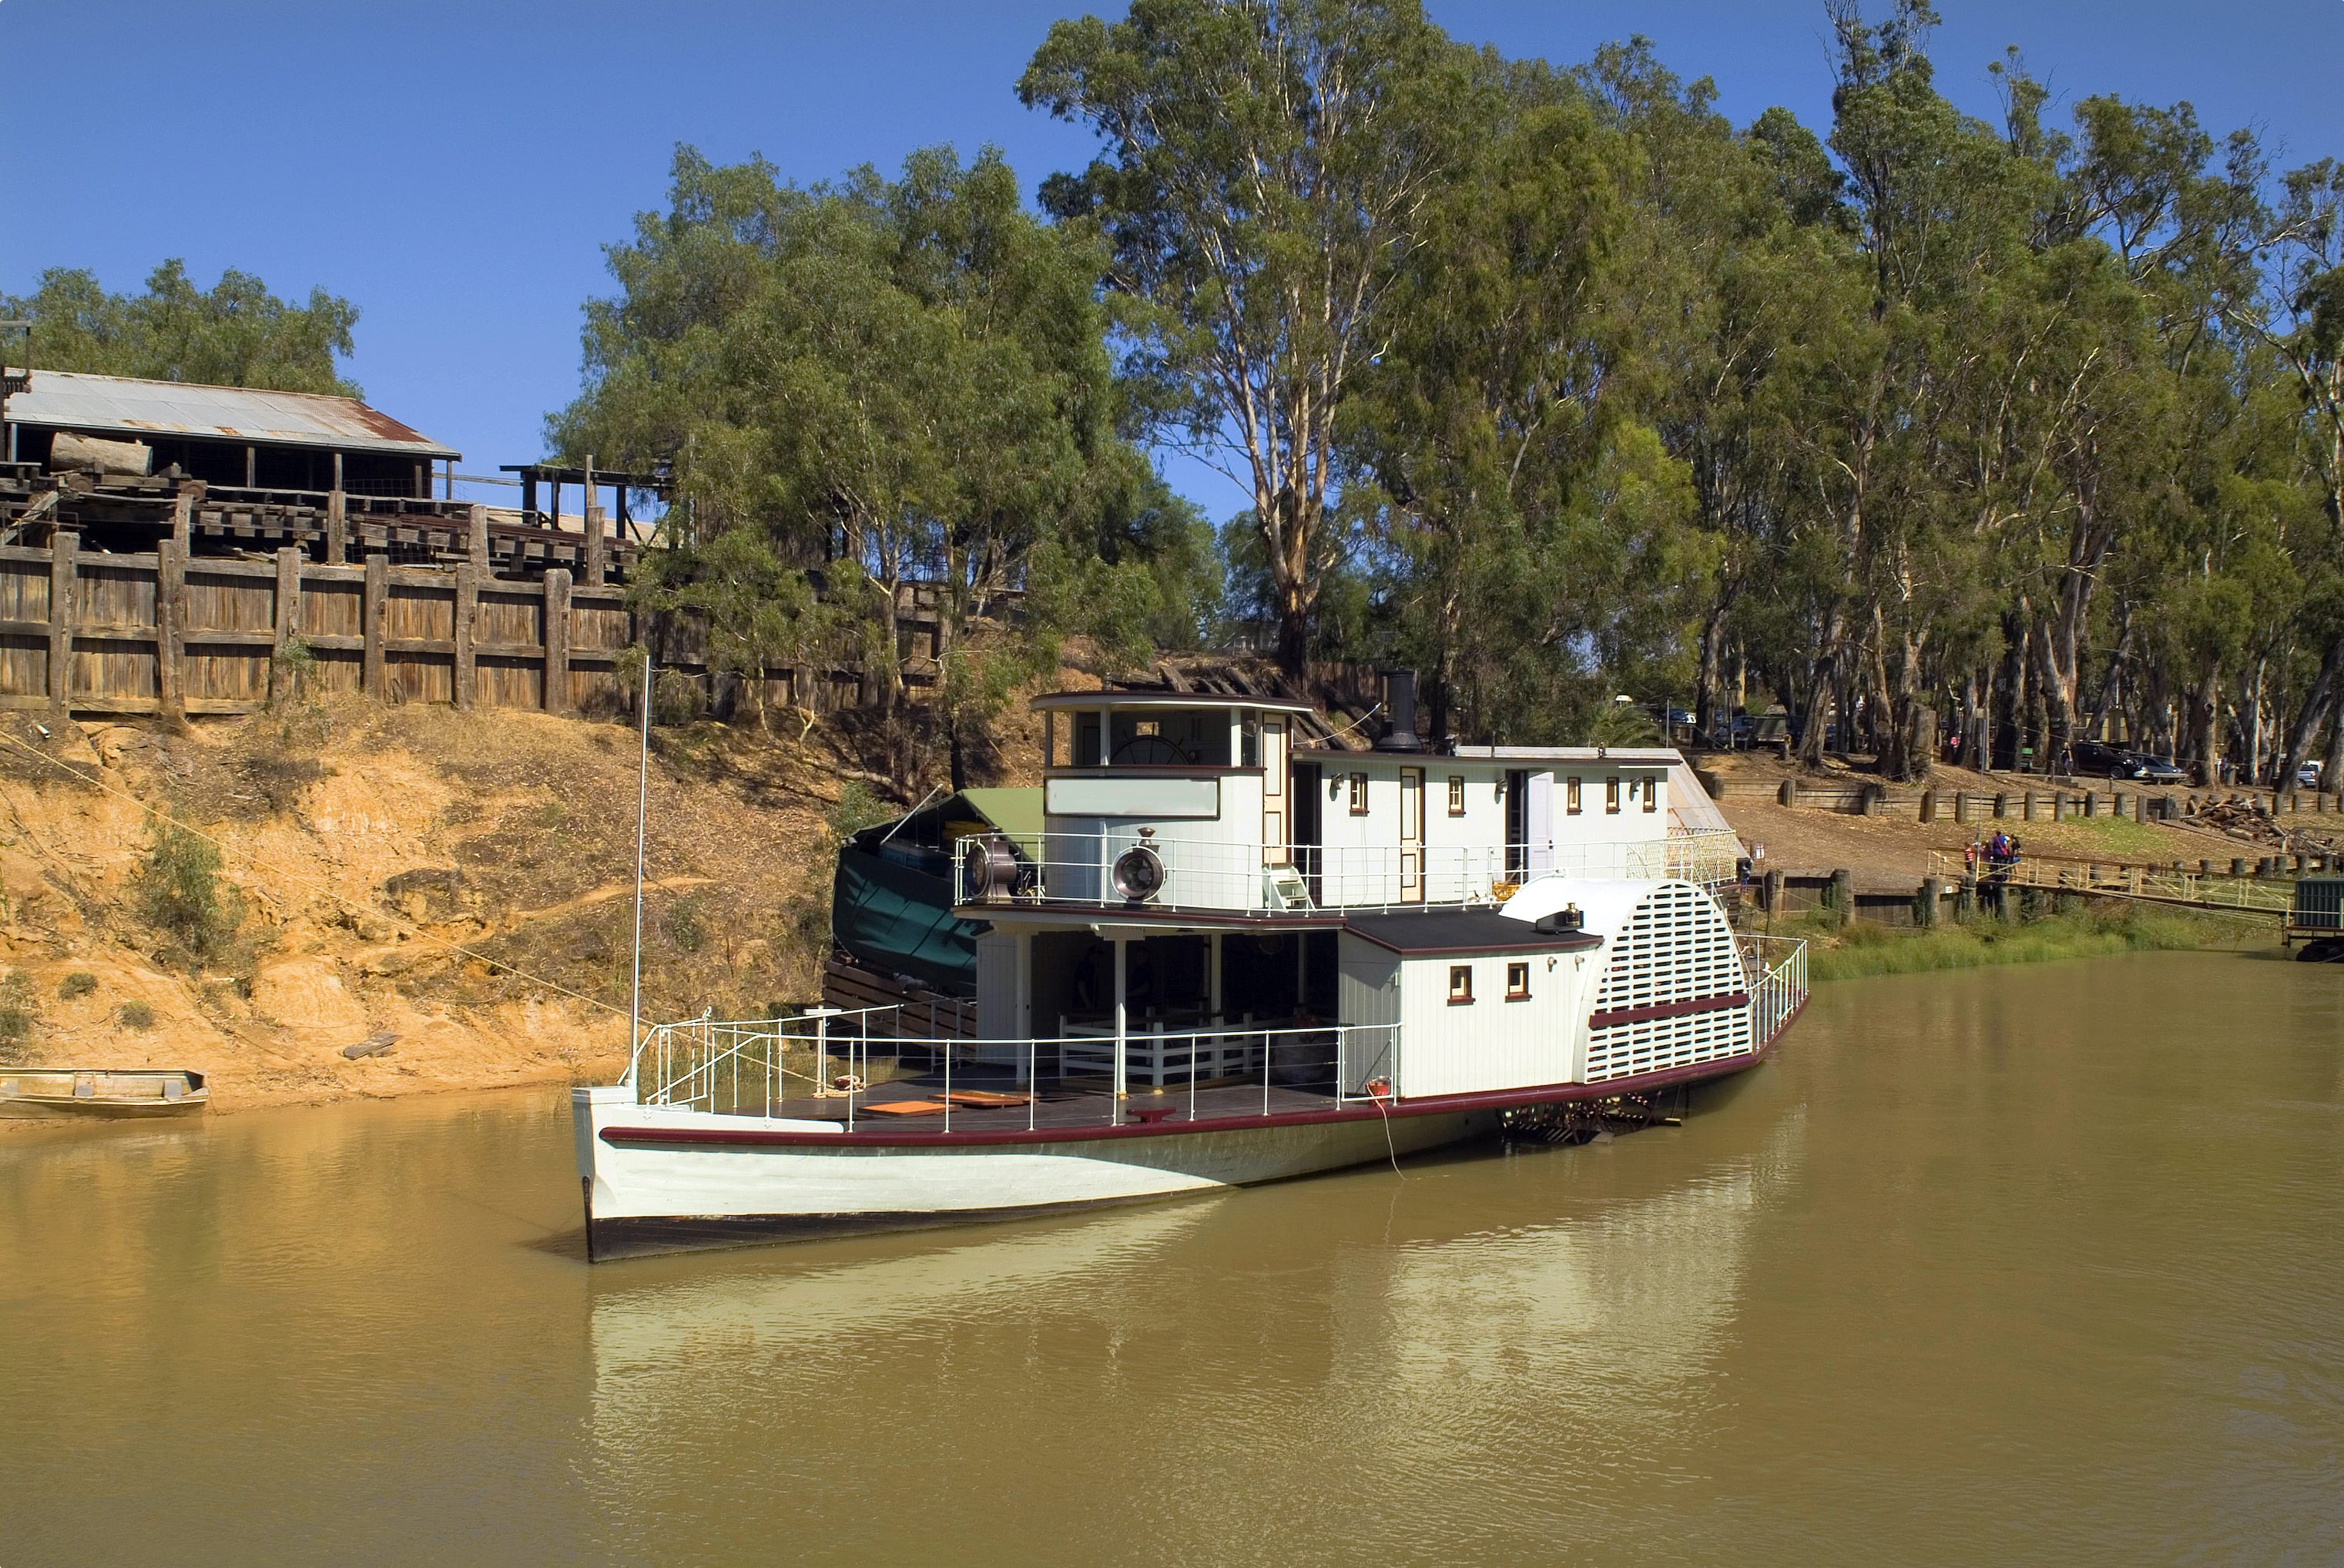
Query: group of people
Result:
<box><xmin>1965</xmin><ymin>831</ymin><xmax>2023</xmax><ymax>883</ymax></box>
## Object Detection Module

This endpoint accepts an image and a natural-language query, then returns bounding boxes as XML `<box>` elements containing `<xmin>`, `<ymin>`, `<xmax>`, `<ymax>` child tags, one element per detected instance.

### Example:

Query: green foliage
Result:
<box><xmin>268</xmin><ymin>635</ymin><xmax>320</xmax><ymax>708</ymax></box>
<box><xmin>555</xmin><ymin>144</ymin><xmax>1196</xmax><ymax>778</ymax></box>
<box><xmin>825</xmin><ymin>781</ymin><xmax>894</xmax><ymax>845</ymax></box>
<box><xmin>0</xmin><ymin>971</ymin><xmax>36</xmax><ymax>1056</ymax></box>
<box><xmin>1022</xmin><ymin>0</ymin><xmax>1466</xmax><ymax>672</ymax></box>
<box><xmin>131</xmin><ymin>823</ymin><xmax>243</xmax><ymax>961</ymax></box>
<box><xmin>526</xmin><ymin>5</ymin><xmax>2344</xmax><ymax>781</ymax></box>
<box><xmin>2</xmin><ymin>260</ymin><xmax>359</xmax><ymax>394</ymax></box>
<box><xmin>57</xmin><ymin>971</ymin><xmax>96</xmax><ymax>1001</ymax></box>
<box><xmin>116</xmin><ymin>999</ymin><xmax>156</xmax><ymax>1031</ymax></box>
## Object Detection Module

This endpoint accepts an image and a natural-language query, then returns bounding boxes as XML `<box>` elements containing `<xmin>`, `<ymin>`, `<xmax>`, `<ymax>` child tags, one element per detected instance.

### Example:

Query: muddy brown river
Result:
<box><xmin>4</xmin><ymin>950</ymin><xmax>2339</xmax><ymax>1565</ymax></box>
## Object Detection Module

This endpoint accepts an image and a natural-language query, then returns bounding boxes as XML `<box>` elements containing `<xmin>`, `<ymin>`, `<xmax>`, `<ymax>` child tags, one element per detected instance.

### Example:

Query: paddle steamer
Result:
<box><xmin>573</xmin><ymin>674</ymin><xmax>1806</xmax><ymax>1258</ymax></box>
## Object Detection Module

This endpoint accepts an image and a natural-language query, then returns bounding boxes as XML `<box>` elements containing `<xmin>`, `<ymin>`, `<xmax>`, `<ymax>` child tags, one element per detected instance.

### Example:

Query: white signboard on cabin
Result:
<box><xmin>1045</xmin><ymin>775</ymin><xmax>1223</xmax><ymax>819</ymax></box>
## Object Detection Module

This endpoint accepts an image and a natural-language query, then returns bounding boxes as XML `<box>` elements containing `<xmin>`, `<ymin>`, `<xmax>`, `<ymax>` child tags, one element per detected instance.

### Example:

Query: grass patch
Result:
<box><xmin>0</xmin><ymin>970</ymin><xmax>36</xmax><ymax>1058</ymax></box>
<box><xmin>2031</xmin><ymin>815</ymin><xmax>2185</xmax><ymax>859</ymax></box>
<box><xmin>1786</xmin><ymin>903</ymin><xmax>2258</xmax><ymax>983</ymax></box>
<box><xmin>57</xmin><ymin>970</ymin><xmax>97</xmax><ymax>1000</ymax></box>
<box><xmin>132</xmin><ymin>822</ymin><xmax>245</xmax><ymax>964</ymax></box>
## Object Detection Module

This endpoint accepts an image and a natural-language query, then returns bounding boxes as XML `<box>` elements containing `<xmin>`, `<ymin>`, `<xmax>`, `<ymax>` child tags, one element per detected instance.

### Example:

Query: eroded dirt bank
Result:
<box><xmin>0</xmin><ymin>698</ymin><xmax>857</xmax><ymax>1112</ymax></box>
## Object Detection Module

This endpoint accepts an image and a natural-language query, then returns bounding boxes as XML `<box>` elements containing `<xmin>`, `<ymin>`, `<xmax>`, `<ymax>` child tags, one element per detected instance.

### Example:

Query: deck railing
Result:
<box><xmin>1923</xmin><ymin>849</ymin><xmax>2297</xmax><ymax>916</ymax></box>
<box><xmin>1741</xmin><ymin>934</ymin><xmax>1808</xmax><ymax>1048</ymax></box>
<box><xmin>628</xmin><ymin>930</ymin><xmax>1806</xmax><ymax>1132</ymax></box>
<box><xmin>957</xmin><ymin>828</ymin><xmax>1743</xmax><ymax>913</ymax></box>
<box><xmin>625</xmin><ymin>1007</ymin><xmax>1404</xmax><ymax>1132</ymax></box>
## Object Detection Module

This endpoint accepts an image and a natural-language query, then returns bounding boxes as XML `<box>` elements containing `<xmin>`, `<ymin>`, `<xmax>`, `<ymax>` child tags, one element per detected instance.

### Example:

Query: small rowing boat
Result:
<box><xmin>0</xmin><ymin>1068</ymin><xmax>208</xmax><ymax>1120</ymax></box>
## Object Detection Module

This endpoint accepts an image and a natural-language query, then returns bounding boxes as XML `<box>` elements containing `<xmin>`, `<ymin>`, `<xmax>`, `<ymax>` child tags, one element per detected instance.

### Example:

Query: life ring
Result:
<box><xmin>1363</xmin><ymin>1077</ymin><xmax>1393</xmax><ymax>1100</ymax></box>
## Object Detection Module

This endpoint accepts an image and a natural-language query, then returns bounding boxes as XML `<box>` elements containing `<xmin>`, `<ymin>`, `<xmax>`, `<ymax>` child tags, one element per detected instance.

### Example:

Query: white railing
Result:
<box><xmin>956</xmin><ymin>829</ymin><xmax>1744</xmax><ymax>913</ymax></box>
<box><xmin>626</xmin><ymin>1006</ymin><xmax>1404</xmax><ymax>1132</ymax></box>
<box><xmin>1741</xmin><ymin>934</ymin><xmax>1808</xmax><ymax>1047</ymax></box>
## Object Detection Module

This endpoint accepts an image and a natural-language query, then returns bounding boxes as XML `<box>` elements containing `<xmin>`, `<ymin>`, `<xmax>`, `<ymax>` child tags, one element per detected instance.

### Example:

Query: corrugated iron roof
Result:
<box><xmin>0</xmin><ymin>368</ymin><xmax>456</xmax><ymax>458</ymax></box>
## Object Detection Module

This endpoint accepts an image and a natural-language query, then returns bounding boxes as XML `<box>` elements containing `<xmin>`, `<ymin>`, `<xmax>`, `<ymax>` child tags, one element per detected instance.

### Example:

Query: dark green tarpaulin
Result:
<box><xmin>828</xmin><ymin>787</ymin><xmax>1041</xmax><ymax>997</ymax></box>
<box><xmin>831</xmin><ymin>843</ymin><xmax>984</xmax><ymax>997</ymax></box>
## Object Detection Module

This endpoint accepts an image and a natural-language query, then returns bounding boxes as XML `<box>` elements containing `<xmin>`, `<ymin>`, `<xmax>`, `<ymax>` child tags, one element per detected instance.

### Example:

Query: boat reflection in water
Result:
<box><xmin>582</xmin><ymin>1075</ymin><xmax>1805</xmax><ymax>1543</ymax></box>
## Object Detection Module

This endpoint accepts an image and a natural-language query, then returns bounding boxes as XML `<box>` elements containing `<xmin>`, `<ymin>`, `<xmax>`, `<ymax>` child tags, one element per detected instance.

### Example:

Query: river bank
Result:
<box><xmin>1781</xmin><ymin>901</ymin><xmax>2274</xmax><ymax>983</ymax></box>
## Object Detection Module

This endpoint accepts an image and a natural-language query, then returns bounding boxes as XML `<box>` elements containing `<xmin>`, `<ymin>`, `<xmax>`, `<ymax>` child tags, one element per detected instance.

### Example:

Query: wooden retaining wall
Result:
<box><xmin>6</xmin><ymin>531</ymin><xmax>652</xmax><ymax>720</ymax></box>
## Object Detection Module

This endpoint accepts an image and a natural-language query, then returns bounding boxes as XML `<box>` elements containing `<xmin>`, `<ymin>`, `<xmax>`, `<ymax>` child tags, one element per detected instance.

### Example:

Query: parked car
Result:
<box><xmin>2120</xmin><ymin>752</ymin><xmax>2188</xmax><ymax>785</ymax></box>
<box><xmin>2068</xmin><ymin>739</ymin><xmax>2124</xmax><ymax>776</ymax></box>
<box><xmin>2299</xmin><ymin>760</ymin><xmax>2323</xmax><ymax>789</ymax></box>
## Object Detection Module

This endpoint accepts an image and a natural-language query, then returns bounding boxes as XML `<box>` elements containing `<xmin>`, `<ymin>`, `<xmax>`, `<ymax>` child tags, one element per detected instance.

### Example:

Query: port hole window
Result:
<box><xmin>1349</xmin><ymin>773</ymin><xmax>1369</xmax><ymax>816</ymax></box>
<box><xmin>1606</xmin><ymin>776</ymin><xmax>1621</xmax><ymax>814</ymax></box>
<box><xmin>1565</xmin><ymin>776</ymin><xmax>1581</xmax><ymax>815</ymax></box>
<box><xmin>1447</xmin><ymin>776</ymin><xmax>1465</xmax><ymax>816</ymax></box>
<box><xmin>1505</xmin><ymin>962</ymin><xmax>1530</xmax><ymax>1000</ymax></box>
<box><xmin>1447</xmin><ymin>965</ymin><xmax>1474</xmax><ymax>1004</ymax></box>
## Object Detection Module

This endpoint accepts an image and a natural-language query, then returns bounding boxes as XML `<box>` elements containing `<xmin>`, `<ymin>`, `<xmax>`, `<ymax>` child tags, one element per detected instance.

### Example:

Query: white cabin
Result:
<box><xmin>936</xmin><ymin>686</ymin><xmax>1756</xmax><ymax>1101</ymax></box>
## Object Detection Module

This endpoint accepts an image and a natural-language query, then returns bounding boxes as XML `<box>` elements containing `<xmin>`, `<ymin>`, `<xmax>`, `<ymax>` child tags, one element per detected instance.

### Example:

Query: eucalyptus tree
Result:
<box><xmin>2</xmin><ymin>260</ymin><xmax>360</xmax><ymax>394</ymax></box>
<box><xmin>552</xmin><ymin>146</ymin><xmax>1179</xmax><ymax>784</ymax></box>
<box><xmin>2235</xmin><ymin>159</ymin><xmax>2344</xmax><ymax>781</ymax></box>
<box><xmin>1576</xmin><ymin>42</ymin><xmax>1856</xmax><ymax>747</ymax></box>
<box><xmin>1336</xmin><ymin>50</ymin><xmax>1629</xmax><ymax>742</ymax></box>
<box><xmin>1020</xmin><ymin>0</ymin><xmax>1467</xmax><ymax>675</ymax></box>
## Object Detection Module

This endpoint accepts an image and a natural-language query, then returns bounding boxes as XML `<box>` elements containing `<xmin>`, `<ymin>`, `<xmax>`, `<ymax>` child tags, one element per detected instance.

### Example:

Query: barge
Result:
<box><xmin>575</xmin><ymin>675</ymin><xmax>1805</xmax><ymax>1259</ymax></box>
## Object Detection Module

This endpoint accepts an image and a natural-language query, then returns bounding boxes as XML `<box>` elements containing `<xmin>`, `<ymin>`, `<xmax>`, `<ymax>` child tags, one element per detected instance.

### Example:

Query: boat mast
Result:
<box><xmin>629</xmin><ymin>654</ymin><xmax>652</xmax><ymax>1062</ymax></box>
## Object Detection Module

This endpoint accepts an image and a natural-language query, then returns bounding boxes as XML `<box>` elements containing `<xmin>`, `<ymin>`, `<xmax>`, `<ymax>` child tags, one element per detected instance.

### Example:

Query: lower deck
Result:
<box><xmin>699</xmin><ymin>1064</ymin><xmax>1353</xmax><ymax>1136</ymax></box>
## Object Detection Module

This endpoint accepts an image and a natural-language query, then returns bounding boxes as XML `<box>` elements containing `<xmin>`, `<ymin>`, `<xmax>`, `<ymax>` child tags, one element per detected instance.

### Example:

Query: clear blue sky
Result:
<box><xmin>4</xmin><ymin>1</ymin><xmax>2339</xmax><ymax>517</ymax></box>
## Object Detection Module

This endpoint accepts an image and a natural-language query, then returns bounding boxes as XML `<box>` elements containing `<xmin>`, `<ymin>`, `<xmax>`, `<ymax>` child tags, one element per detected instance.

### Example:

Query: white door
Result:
<box><xmin>1262</xmin><ymin>717</ymin><xmax>1289</xmax><ymax>864</ymax></box>
<box><xmin>1399</xmin><ymin>767</ymin><xmax>1424</xmax><ymax>903</ymax></box>
<box><xmin>1526</xmin><ymin>772</ymin><xmax>1554</xmax><ymax>873</ymax></box>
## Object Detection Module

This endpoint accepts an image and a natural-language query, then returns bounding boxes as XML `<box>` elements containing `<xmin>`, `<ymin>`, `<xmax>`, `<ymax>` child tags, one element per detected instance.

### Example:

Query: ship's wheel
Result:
<box><xmin>1111</xmin><ymin>735</ymin><xmax>1196</xmax><ymax>766</ymax></box>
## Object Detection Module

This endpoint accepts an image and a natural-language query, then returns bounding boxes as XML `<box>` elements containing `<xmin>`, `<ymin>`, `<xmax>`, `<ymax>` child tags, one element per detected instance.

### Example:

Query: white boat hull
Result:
<box><xmin>574</xmin><ymin>1088</ymin><xmax>1492</xmax><ymax>1258</ymax></box>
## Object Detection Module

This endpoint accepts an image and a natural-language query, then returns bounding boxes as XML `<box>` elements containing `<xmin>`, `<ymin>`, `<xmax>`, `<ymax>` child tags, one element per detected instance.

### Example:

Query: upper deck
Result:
<box><xmin>961</xmin><ymin>691</ymin><xmax>1739</xmax><ymax>916</ymax></box>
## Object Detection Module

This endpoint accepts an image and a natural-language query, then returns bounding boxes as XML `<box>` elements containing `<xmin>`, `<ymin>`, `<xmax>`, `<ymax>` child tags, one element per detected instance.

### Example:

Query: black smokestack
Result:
<box><xmin>1377</xmin><ymin>668</ymin><xmax>1422</xmax><ymax>752</ymax></box>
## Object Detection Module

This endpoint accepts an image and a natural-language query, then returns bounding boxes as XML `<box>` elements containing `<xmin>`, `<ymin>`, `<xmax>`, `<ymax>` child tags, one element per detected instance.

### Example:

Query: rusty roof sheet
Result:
<box><xmin>1</xmin><ymin>368</ymin><xmax>456</xmax><ymax>458</ymax></box>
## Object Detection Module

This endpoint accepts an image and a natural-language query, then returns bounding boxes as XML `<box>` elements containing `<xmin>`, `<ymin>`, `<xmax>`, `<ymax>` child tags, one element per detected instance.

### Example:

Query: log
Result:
<box><xmin>49</xmin><ymin>432</ymin><xmax>152</xmax><ymax>476</ymax></box>
<box><xmin>340</xmin><ymin>1030</ymin><xmax>397</xmax><ymax>1060</ymax></box>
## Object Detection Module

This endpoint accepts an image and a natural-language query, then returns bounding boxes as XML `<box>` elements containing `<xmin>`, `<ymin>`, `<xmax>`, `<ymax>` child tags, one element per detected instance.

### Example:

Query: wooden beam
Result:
<box><xmin>326</xmin><ymin>487</ymin><xmax>346</xmax><ymax>565</ymax></box>
<box><xmin>47</xmin><ymin>530</ymin><xmax>75</xmax><ymax>709</ymax></box>
<box><xmin>453</xmin><ymin>559</ymin><xmax>476</xmax><ymax>712</ymax></box>
<box><xmin>245</xmin><ymin>445</ymin><xmax>257</xmax><ymax>487</ymax></box>
<box><xmin>543</xmin><ymin>568</ymin><xmax>572</xmax><ymax>716</ymax></box>
<box><xmin>584</xmin><ymin>501</ymin><xmax>606</xmax><ymax>587</ymax></box>
<box><xmin>269</xmin><ymin>546</ymin><xmax>300</xmax><ymax>707</ymax></box>
<box><xmin>467</xmin><ymin>502</ymin><xmax>489</xmax><ymax>575</ymax></box>
<box><xmin>156</xmin><ymin>538</ymin><xmax>185</xmax><ymax>721</ymax></box>
<box><xmin>363</xmin><ymin>552</ymin><xmax>387</xmax><ymax>699</ymax></box>
<box><xmin>170</xmin><ymin>480</ymin><xmax>200</xmax><ymax>545</ymax></box>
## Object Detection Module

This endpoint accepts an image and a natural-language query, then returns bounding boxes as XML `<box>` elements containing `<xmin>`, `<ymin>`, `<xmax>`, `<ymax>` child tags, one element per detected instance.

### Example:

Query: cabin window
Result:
<box><xmin>1447</xmin><ymin>776</ymin><xmax>1465</xmax><ymax>816</ymax></box>
<box><xmin>1241</xmin><ymin>719</ymin><xmax>1259</xmax><ymax>769</ymax></box>
<box><xmin>1447</xmin><ymin>964</ymin><xmax>1474</xmax><ymax>1004</ymax></box>
<box><xmin>1606</xmin><ymin>776</ymin><xmax>1621</xmax><ymax>814</ymax></box>
<box><xmin>1642</xmin><ymin>774</ymin><xmax>1658</xmax><ymax>812</ymax></box>
<box><xmin>1135</xmin><ymin>719</ymin><xmax>1160</xmax><ymax>737</ymax></box>
<box><xmin>1349</xmin><ymin>772</ymin><xmax>1370</xmax><ymax>816</ymax></box>
<box><xmin>1566</xmin><ymin>776</ymin><xmax>1582</xmax><ymax>815</ymax></box>
<box><xmin>1505</xmin><ymin>962</ymin><xmax>1531</xmax><ymax>1000</ymax></box>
